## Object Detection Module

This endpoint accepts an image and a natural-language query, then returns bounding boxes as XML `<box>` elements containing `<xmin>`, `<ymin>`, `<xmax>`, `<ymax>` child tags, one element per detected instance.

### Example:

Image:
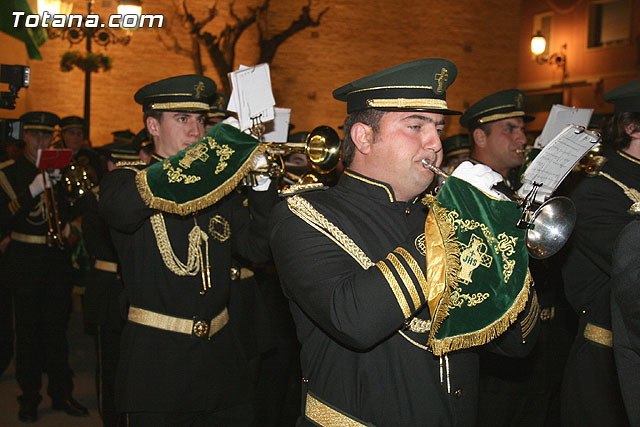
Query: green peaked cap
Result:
<box><xmin>460</xmin><ymin>89</ymin><xmax>534</xmax><ymax>129</ymax></box>
<box><xmin>20</xmin><ymin>111</ymin><xmax>59</xmax><ymax>132</ymax></box>
<box><xmin>604</xmin><ymin>78</ymin><xmax>640</xmax><ymax>113</ymax></box>
<box><xmin>442</xmin><ymin>134</ymin><xmax>470</xmax><ymax>159</ymax></box>
<box><xmin>333</xmin><ymin>58</ymin><xmax>461</xmax><ymax>115</ymax></box>
<box><xmin>59</xmin><ymin>116</ymin><xmax>85</xmax><ymax>131</ymax></box>
<box><xmin>134</xmin><ymin>75</ymin><xmax>216</xmax><ymax>113</ymax></box>
<box><xmin>136</xmin><ymin>124</ymin><xmax>266</xmax><ymax>215</ymax></box>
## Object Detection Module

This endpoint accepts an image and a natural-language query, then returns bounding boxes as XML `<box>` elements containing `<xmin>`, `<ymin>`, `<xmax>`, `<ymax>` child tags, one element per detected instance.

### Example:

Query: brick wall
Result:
<box><xmin>1</xmin><ymin>0</ymin><xmax>521</xmax><ymax>146</ymax></box>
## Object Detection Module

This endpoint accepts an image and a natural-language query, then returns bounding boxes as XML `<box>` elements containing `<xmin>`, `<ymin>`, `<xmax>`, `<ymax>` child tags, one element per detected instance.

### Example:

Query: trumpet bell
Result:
<box><xmin>306</xmin><ymin>126</ymin><xmax>341</xmax><ymax>174</ymax></box>
<box><xmin>526</xmin><ymin>196</ymin><xmax>576</xmax><ymax>259</ymax></box>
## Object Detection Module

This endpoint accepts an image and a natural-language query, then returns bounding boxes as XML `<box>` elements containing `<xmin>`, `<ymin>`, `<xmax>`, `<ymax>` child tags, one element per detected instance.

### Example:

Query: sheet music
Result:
<box><xmin>262</xmin><ymin>108</ymin><xmax>291</xmax><ymax>142</ymax></box>
<box><xmin>517</xmin><ymin>124</ymin><xmax>600</xmax><ymax>203</ymax></box>
<box><xmin>227</xmin><ymin>63</ymin><xmax>276</xmax><ymax>132</ymax></box>
<box><xmin>534</xmin><ymin>104</ymin><xmax>593</xmax><ymax>148</ymax></box>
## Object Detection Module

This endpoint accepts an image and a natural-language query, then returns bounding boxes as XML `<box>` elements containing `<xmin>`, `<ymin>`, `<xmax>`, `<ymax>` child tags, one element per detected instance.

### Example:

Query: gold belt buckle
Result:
<box><xmin>192</xmin><ymin>318</ymin><xmax>210</xmax><ymax>339</ymax></box>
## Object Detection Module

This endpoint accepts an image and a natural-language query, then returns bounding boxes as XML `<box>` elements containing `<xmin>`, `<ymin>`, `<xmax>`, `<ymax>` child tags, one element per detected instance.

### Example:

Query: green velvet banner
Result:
<box><xmin>136</xmin><ymin>123</ymin><xmax>264</xmax><ymax>215</ymax></box>
<box><xmin>425</xmin><ymin>176</ymin><xmax>530</xmax><ymax>355</ymax></box>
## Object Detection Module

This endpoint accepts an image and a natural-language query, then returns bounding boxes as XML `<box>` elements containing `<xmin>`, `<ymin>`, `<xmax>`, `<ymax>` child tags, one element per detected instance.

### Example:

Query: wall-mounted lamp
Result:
<box><xmin>530</xmin><ymin>31</ymin><xmax>567</xmax><ymax>79</ymax></box>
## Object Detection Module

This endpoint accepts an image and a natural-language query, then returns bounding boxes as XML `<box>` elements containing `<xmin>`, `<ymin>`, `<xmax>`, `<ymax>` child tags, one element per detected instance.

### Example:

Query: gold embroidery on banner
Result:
<box><xmin>286</xmin><ymin>195</ymin><xmax>374</xmax><ymax>270</ymax></box>
<box><xmin>375</xmin><ymin>260</ymin><xmax>411</xmax><ymax>318</ymax></box>
<box><xmin>208</xmin><ymin>215</ymin><xmax>230</xmax><ymax>242</ymax></box>
<box><xmin>448</xmin><ymin>211</ymin><xmax>518</xmax><ymax>284</ymax></box>
<box><xmin>387</xmin><ymin>253</ymin><xmax>420</xmax><ymax>310</ymax></box>
<box><xmin>206</xmin><ymin>136</ymin><xmax>235</xmax><ymax>174</ymax></box>
<box><xmin>414</xmin><ymin>233</ymin><xmax>426</xmax><ymax>256</ymax></box>
<box><xmin>459</xmin><ymin>234</ymin><xmax>493</xmax><ymax>284</ymax></box>
<box><xmin>179</xmin><ymin>144</ymin><xmax>209</xmax><ymax>169</ymax></box>
<box><xmin>165</xmin><ymin>165</ymin><xmax>201</xmax><ymax>184</ymax></box>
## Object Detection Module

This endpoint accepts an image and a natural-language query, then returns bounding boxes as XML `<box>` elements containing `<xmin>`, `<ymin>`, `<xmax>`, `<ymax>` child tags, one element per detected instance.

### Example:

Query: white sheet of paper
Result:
<box><xmin>535</xmin><ymin>104</ymin><xmax>593</xmax><ymax>148</ymax></box>
<box><xmin>227</xmin><ymin>63</ymin><xmax>276</xmax><ymax>132</ymax></box>
<box><xmin>262</xmin><ymin>108</ymin><xmax>291</xmax><ymax>142</ymax></box>
<box><xmin>518</xmin><ymin>124</ymin><xmax>600</xmax><ymax>203</ymax></box>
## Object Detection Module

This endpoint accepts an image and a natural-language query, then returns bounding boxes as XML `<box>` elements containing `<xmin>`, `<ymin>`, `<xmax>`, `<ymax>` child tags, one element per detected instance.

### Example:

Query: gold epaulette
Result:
<box><xmin>0</xmin><ymin>159</ymin><xmax>15</xmax><ymax>170</ymax></box>
<box><xmin>279</xmin><ymin>182</ymin><xmax>326</xmax><ymax>196</ymax></box>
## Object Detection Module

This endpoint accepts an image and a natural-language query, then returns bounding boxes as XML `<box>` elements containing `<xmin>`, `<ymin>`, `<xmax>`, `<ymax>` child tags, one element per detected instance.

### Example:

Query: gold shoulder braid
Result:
<box><xmin>286</xmin><ymin>195</ymin><xmax>431</xmax><ymax>342</ymax></box>
<box><xmin>150</xmin><ymin>213</ymin><xmax>212</xmax><ymax>294</ymax></box>
<box><xmin>597</xmin><ymin>171</ymin><xmax>640</xmax><ymax>213</ymax></box>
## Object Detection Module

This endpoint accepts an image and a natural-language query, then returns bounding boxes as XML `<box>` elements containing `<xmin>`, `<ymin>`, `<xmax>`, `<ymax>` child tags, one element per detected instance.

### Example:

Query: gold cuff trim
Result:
<box><xmin>128</xmin><ymin>306</ymin><xmax>228</xmax><ymax>339</ymax></box>
<box><xmin>387</xmin><ymin>252</ymin><xmax>420</xmax><ymax>310</ymax></box>
<box><xmin>366</xmin><ymin>98</ymin><xmax>448</xmax><ymax>110</ymax></box>
<box><xmin>477</xmin><ymin>111</ymin><xmax>525</xmax><ymax>124</ymax></box>
<box><xmin>150</xmin><ymin>102</ymin><xmax>210</xmax><ymax>111</ymax></box>
<box><xmin>286</xmin><ymin>195</ymin><xmax>374</xmax><ymax>270</ymax></box>
<box><xmin>94</xmin><ymin>259</ymin><xmax>118</xmax><ymax>273</ymax></box>
<box><xmin>375</xmin><ymin>259</ymin><xmax>410</xmax><ymax>318</ymax></box>
<box><xmin>305</xmin><ymin>392</ymin><xmax>369</xmax><ymax>427</ymax></box>
<box><xmin>584</xmin><ymin>323</ymin><xmax>612</xmax><ymax>347</ymax></box>
<box><xmin>11</xmin><ymin>232</ymin><xmax>47</xmax><ymax>245</ymax></box>
<box><xmin>136</xmin><ymin>144</ymin><xmax>266</xmax><ymax>216</ymax></box>
<box><xmin>521</xmin><ymin>291</ymin><xmax>540</xmax><ymax>339</ymax></box>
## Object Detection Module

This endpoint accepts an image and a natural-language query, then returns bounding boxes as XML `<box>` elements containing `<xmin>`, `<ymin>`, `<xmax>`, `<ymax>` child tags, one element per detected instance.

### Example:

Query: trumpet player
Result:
<box><xmin>0</xmin><ymin>111</ymin><xmax>89</xmax><ymax>422</ymax></box>
<box><xmin>269</xmin><ymin>59</ymin><xmax>540</xmax><ymax>426</ymax></box>
<box><xmin>99</xmin><ymin>75</ymin><xmax>277</xmax><ymax>426</ymax></box>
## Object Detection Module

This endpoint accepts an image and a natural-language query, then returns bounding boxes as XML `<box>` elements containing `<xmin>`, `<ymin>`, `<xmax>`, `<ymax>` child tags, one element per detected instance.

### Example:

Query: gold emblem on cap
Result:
<box><xmin>434</xmin><ymin>68</ymin><xmax>448</xmax><ymax>94</ymax></box>
<box><xmin>40</xmin><ymin>113</ymin><xmax>45</xmax><ymax>123</ymax></box>
<box><xmin>194</xmin><ymin>81</ymin><xmax>205</xmax><ymax>99</ymax></box>
<box><xmin>516</xmin><ymin>93</ymin><xmax>524</xmax><ymax>109</ymax></box>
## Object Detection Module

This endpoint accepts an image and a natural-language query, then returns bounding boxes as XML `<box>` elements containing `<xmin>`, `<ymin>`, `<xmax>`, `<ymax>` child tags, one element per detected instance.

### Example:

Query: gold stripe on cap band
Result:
<box><xmin>61</xmin><ymin>124</ymin><xmax>84</xmax><ymax>131</ymax></box>
<box><xmin>350</xmin><ymin>85</ymin><xmax>434</xmax><ymax>94</ymax></box>
<box><xmin>474</xmin><ymin>103</ymin><xmax>516</xmax><ymax>117</ymax></box>
<box><xmin>23</xmin><ymin>125</ymin><xmax>55</xmax><ymax>131</ymax></box>
<box><xmin>150</xmin><ymin>102</ymin><xmax>210</xmax><ymax>111</ymax></box>
<box><xmin>477</xmin><ymin>111</ymin><xmax>525</xmax><ymax>124</ymax></box>
<box><xmin>145</xmin><ymin>92</ymin><xmax>193</xmax><ymax>98</ymax></box>
<box><xmin>366</xmin><ymin>98</ymin><xmax>448</xmax><ymax>110</ymax></box>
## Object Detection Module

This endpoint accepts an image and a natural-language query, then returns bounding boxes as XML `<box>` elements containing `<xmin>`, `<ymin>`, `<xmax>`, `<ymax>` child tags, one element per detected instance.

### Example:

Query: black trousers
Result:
<box><xmin>13</xmin><ymin>285</ymin><xmax>73</xmax><ymax>402</ymax></box>
<box><xmin>0</xmin><ymin>279</ymin><xmax>13</xmax><ymax>376</ymax></box>
<box><xmin>6</xmin><ymin>241</ymin><xmax>74</xmax><ymax>404</ymax></box>
<box><xmin>95</xmin><ymin>324</ymin><xmax>121</xmax><ymax>427</ymax></box>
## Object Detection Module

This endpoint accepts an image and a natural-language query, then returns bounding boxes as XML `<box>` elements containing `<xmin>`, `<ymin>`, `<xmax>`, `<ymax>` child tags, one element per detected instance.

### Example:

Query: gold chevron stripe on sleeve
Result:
<box><xmin>375</xmin><ymin>259</ymin><xmax>410</xmax><ymax>318</ymax></box>
<box><xmin>394</xmin><ymin>247</ymin><xmax>428</xmax><ymax>301</ymax></box>
<box><xmin>386</xmin><ymin>252</ymin><xmax>420</xmax><ymax>310</ymax></box>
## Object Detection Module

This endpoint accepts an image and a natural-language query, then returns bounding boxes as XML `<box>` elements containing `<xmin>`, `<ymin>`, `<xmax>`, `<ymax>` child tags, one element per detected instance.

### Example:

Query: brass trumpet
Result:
<box><xmin>41</xmin><ymin>170</ymin><xmax>65</xmax><ymax>250</ymax></box>
<box><xmin>247</xmin><ymin>125</ymin><xmax>342</xmax><ymax>185</ymax></box>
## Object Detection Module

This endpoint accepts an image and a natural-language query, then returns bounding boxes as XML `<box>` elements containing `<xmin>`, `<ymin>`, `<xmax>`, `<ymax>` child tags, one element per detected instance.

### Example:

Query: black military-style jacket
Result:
<box><xmin>562</xmin><ymin>149</ymin><xmax>640</xmax><ymax>327</ymax></box>
<box><xmin>269</xmin><ymin>170</ymin><xmax>538</xmax><ymax>427</ymax></box>
<box><xmin>99</xmin><ymin>156</ymin><xmax>277</xmax><ymax>413</ymax></box>
<box><xmin>0</xmin><ymin>156</ymin><xmax>74</xmax><ymax>293</ymax></box>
